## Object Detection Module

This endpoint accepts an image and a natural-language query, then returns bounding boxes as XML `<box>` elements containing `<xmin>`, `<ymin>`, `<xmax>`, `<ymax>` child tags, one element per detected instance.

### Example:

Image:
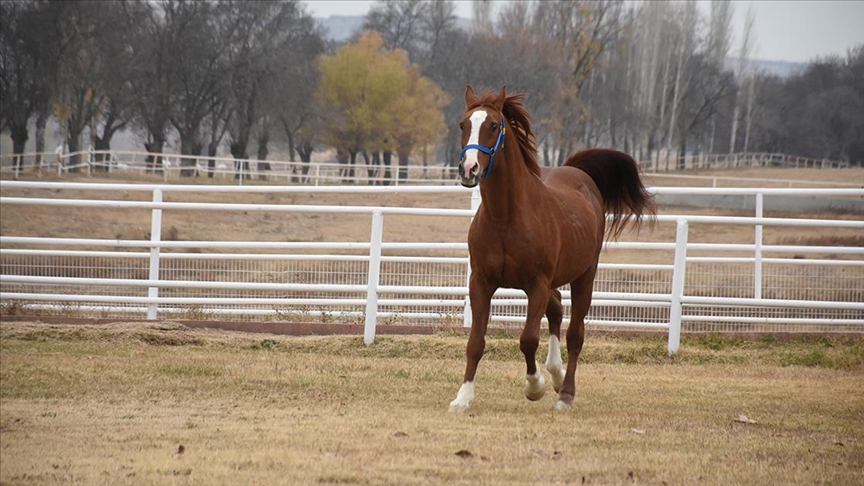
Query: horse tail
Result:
<box><xmin>564</xmin><ymin>148</ymin><xmax>656</xmax><ymax>240</ymax></box>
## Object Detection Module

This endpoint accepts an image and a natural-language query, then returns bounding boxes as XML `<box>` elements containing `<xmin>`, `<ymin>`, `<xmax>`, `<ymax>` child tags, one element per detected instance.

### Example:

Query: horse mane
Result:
<box><xmin>467</xmin><ymin>89</ymin><xmax>540</xmax><ymax>177</ymax></box>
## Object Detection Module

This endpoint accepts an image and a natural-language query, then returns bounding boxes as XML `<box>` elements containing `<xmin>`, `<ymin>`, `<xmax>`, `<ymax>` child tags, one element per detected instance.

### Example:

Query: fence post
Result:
<box><xmin>668</xmin><ymin>218</ymin><xmax>688</xmax><ymax>355</ymax></box>
<box><xmin>754</xmin><ymin>192</ymin><xmax>763</xmax><ymax>300</ymax></box>
<box><xmin>463</xmin><ymin>187</ymin><xmax>482</xmax><ymax>328</ymax></box>
<box><xmin>364</xmin><ymin>209</ymin><xmax>384</xmax><ymax>345</ymax></box>
<box><xmin>147</xmin><ymin>189</ymin><xmax>163</xmax><ymax>319</ymax></box>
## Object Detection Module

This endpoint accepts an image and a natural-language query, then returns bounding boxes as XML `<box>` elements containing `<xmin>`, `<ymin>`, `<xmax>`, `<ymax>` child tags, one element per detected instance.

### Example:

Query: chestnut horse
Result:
<box><xmin>450</xmin><ymin>86</ymin><xmax>654</xmax><ymax>412</ymax></box>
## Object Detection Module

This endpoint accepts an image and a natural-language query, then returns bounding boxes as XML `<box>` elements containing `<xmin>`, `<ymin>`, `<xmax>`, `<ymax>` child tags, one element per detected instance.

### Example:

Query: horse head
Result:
<box><xmin>458</xmin><ymin>85</ymin><xmax>507</xmax><ymax>188</ymax></box>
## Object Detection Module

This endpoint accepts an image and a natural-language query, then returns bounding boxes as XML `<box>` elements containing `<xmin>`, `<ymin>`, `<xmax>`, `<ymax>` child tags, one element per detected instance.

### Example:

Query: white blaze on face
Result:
<box><xmin>461</xmin><ymin>109</ymin><xmax>489</xmax><ymax>176</ymax></box>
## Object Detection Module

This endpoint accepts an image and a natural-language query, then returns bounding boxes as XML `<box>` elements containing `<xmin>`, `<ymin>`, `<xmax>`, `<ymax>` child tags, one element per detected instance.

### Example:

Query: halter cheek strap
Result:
<box><xmin>459</xmin><ymin>120</ymin><xmax>505</xmax><ymax>179</ymax></box>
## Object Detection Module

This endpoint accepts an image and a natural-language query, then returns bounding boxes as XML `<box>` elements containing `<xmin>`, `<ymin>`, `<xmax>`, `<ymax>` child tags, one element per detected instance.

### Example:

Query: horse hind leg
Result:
<box><xmin>556</xmin><ymin>270</ymin><xmax>595</xmax><ymax>411</ymax></box>
<box><xmin>521</xmin><ymin>285</ymin><xmax>551</xmax><ymax>401</ymax></box>
<box><xmin>544</xmin><ymin>289</ymin><xmax>565</xmax><ymax>393</ymax></box>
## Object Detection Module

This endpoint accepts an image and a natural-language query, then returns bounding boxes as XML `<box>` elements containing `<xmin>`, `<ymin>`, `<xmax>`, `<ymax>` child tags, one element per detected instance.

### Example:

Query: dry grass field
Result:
<box><xmin>1</xmin><ymin>321</ymin><xmax>862</xmax><ymax>485</ymax></box>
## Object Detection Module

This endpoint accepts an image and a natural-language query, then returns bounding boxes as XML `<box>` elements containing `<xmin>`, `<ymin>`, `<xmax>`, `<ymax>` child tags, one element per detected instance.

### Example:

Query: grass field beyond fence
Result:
<box><xmin>0</xmin><ymin>321</ymin><xmax>862</xmax><ymax>485</ymax></box>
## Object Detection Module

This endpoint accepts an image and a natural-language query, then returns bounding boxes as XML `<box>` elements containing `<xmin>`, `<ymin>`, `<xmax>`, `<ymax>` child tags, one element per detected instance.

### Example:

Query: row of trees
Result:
<box><xmin>356</xmin><ymin>0</ymin><xmax>863</xmax><ymax>167</ymax></box>
<box><xmin>2</xmin><ymin>0</ymin><xmax>863</xmax><ymax>177</ymax></box>
<box><xmin>1</xmin><ymin>0</ymin><xmax>325</xmax><ymax>176</ymax></box>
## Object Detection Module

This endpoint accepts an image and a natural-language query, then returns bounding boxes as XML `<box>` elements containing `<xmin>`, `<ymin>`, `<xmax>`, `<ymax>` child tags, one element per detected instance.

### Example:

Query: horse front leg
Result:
<box><xmin>522</xmin><ymin>284</ymin><xmax>551</xmax><ymax>401</ymax></box>
<box><xmin>449</xmin><ymin>280</ymin><xmax>495</xmax><ymax>413</ymax></box>
<box><xmin>557</xmin><ymin>269</ymin><xmax>596</xmax><ymax>411</ymax></box>
<box><xmin>544</xmin><ymin>289</ymin><xmax>565</xmax><ymax>393</ymax></box>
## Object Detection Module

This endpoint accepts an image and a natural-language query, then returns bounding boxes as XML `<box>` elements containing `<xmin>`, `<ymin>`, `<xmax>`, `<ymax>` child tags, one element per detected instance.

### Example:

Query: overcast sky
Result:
<box><xmin>303</xmin><ymin>0</ymin><xmax>864</xmax><ymax>63</ymax></box>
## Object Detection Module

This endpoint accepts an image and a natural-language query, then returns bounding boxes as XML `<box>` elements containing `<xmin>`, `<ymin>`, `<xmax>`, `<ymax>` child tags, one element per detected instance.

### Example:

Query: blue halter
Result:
<box><xmin>459</xmin><ymin>119</ymin><xmax>505</xmax><ymax>179</ymax></box>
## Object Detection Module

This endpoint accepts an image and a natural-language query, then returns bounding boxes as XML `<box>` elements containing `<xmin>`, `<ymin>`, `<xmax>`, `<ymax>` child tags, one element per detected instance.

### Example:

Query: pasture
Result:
<box><xmin>1</xmin><ymin>321</ymin><xmax>862</xmax><ymax>485</ymax></box>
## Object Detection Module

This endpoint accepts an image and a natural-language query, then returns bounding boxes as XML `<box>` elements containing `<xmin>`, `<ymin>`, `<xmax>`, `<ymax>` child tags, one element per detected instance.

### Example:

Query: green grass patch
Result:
<box><xmin>156</xmin><ymin>364</ymin><xmax>223</xmax><ymax>378</ymax></box>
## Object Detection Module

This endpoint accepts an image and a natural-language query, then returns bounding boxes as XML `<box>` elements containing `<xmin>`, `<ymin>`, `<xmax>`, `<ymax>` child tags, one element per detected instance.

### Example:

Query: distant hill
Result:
<box><xmin>727</xmin><ymin>57</ymin><xmax>806</xmax><ymax>79</ymax></box>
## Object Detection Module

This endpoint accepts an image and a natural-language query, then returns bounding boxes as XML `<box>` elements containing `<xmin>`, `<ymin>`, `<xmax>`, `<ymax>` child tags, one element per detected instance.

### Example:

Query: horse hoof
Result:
<box><xmin>554</xmin><ymin>400</ymin><xmax>572</xmax><ymax>411</ymax></box>
<box><xmin>525</xmin><ymin>387</ymin><xmax>546</xmax><ymax>401</ymax></box>
<box><xmin>524</xmin><ymin>371</ymin><xmax>546</xmax><ymax>401</ymax></box>
<box><xmin>449</xmin><ymin>402</ymin><xmax>470</xmax><ymax>413</ymax></box>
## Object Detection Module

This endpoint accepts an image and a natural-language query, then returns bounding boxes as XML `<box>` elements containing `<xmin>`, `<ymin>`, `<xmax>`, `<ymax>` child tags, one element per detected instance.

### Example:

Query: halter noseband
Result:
<box><xmin>459</xmin><ymin>119</ymin><xmax>505</xmax><ymax>179</ymax></box>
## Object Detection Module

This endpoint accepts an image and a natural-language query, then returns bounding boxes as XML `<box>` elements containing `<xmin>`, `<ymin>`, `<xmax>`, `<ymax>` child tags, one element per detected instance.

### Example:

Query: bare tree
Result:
<box><xmin>705</xmin><ymin>0</ymin><xmax>733</xmax><ymax>154</ymax></box>
<box><xmin>0</xmin><ymin>1</ymin><xmax>48</xmax><ymax>171</ymax></box>
<box><xmin>663</xmin><ymin>1</ymin><xmax>699</xmax><ymax>168</ymax></box>
<box><xmin>220</xmin><ymin>0</ymin><xmax>316</xmax><ymax>179</ymax></box>
<box><xmin>729</xmin><ymin>5</ymin><xmax>756</xmax><ymax>153</ymax></box>
<box><xmin>93</xmin><ymin>2</ymin><xmax>147</xmax><ymax>168</ymax></box>
<box><xmin>273</xmin><ymin>14</ymin><xmax>325</xmax><ymax>176</ymax></box>
<box><xmin>364</xmin><ymin>0</ymin><xmax>427</xmax><ymax>59</ymax></box>
<box><xmin>168</xmin><ymin>0</ymin><xmax>231</xmax><ymax>176</ymax></box>
<box><xmin>50</xmin><ymin>2</ymin><xmax>124</xmax><ymax>168</ymax></box>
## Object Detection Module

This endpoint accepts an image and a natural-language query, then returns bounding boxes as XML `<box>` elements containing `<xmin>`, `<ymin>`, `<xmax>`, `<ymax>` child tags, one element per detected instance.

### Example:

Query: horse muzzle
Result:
<box><xmin>458</xmin><ymin>160</ymin><xmax>480</xmax><ymax>188</ymax></box>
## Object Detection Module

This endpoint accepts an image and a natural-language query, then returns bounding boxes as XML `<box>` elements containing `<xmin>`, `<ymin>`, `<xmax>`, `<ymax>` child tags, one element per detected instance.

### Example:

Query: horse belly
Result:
<box><xmin>550</xmin><ymin>218</ymin><xmax>602</xmax><ymax>288</ymax></box>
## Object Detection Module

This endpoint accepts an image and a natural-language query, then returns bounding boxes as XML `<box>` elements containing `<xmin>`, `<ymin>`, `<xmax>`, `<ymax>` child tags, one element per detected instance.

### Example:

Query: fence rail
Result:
<box><xmin>1</xmin><ymin>180</ymin><xmax>862</xmax><ymax>353</ymax></box>
<box><xmin>1</xmin><ymin>149</ymin><xmax>860</xmax><ymax>187</ymax></box>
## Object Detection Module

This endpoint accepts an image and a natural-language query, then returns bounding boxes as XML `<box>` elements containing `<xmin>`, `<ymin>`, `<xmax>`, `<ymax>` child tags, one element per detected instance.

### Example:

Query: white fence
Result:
<box><xmin>1</xmin><ymin>180</ymin><xmax>863</xmax><ymax>353</ymax></box>
<box><xmin>1</xmin><ymin>149</ymin><xmax>860</xmax><ymax>188</ymax></box>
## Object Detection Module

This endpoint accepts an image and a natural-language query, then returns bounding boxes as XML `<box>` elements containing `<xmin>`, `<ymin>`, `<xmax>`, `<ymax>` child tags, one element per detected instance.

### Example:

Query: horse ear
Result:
<box><xmin>464</xmin><ymin>85</ymin><xmax>476</xmax><ymax>106</ymax></box>
<box><xmin>495</xmin><ymin>85</ymin><xmax>507</xmax><ymax>111</ymax></box>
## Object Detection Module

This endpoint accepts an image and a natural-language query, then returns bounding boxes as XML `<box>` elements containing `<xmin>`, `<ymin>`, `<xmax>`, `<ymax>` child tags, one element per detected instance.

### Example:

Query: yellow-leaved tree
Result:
<box><xmin>316</xmin><ymin>32</ymin><xmax>448</xmax><ymax>183</ymax></box>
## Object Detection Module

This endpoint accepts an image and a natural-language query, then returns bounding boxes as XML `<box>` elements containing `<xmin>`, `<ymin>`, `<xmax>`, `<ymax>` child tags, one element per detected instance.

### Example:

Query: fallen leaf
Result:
<box><xmin>630</xmin><ymin>428</ymin><xmax>646</xmax><ymax>435</ymax></box>
<box><xmin>393</xmin><ymin>432</ymin><xmax>409</xmax><ymax>438</ymax></box>
<box><xmin>455</xmin><ymin>449</ymin><xmax>474</xmax><ymax>459</ymax></box>
<box><xmin>734</xmin><ymin>414</ymin><xmax>758</xmax><ymax>424</ymax></box>
<box><xmin>177</xmin><ymin>445</ymin><xmax>185</xmax><ymax>455</ymax></box>
<box><xmin>833</xmin><ymin>440</ymin><xmax>844</xmax><ymax>447</ymax></box>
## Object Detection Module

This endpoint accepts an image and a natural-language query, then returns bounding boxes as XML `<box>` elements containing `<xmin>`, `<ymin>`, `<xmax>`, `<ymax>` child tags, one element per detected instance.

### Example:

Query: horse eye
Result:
<box><xmin>459</xmin><ymin>123</ymin><xmax>464</xmax><ymax>131</ymax></box>
<box><xmin>490</xmin><ymin>123</ymin><xmax>498</xmax><ymax>131</ymax></box>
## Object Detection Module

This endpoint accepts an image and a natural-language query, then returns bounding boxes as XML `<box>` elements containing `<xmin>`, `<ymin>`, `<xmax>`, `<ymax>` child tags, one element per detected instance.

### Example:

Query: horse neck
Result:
<box><xmin>478</xmin><ymin>141</ymin><xmax>538</xmax><ymax>224</ymax></box>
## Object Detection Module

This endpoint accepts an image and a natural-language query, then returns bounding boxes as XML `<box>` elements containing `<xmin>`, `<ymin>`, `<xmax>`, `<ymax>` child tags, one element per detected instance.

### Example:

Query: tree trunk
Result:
<box><xmin>257</xmin><ymin>131</ymin><xmax>271</xmax><ymax>181</ymax></box>
<box><xmin>231</xmin><ymin>141</ymin><xmax>250</xmax><ymax>180</ymax></box>
<box><xmin>347</xmin><ymin>150</ymin><xmax>357</xmax><ymax>183</ymax></box>
<box><xmin>286</xmin><ymin>130</ymin><xmax>296</xmax><ymax>162</ymax></box>
<box><xmin>10</xmin><ymin>126</ymin><xmax>28</xmax><ymax>174</ymax></box>
<box><xmin>397</xmin><ymin>146</ymin><xmax>410</xmax><ymax>182</ymax></box>
<box><xmin>729</xmin><ymin>102</ymin><xmax>740</xmax><ymax>154</ymax></box>
<box><xmin>179</xmin><ymin>134</ymin><xmax>200</xmax><ymax>177</ymax></box>
<box><xmin>361</xmin><ymin>151</ymin><xmax>374</xmax><ymax>185</ymax></box>
<box><xmin>296</xmin><ymin>141</ymin><xmax>313</xmax><ymax>183</ymax></box>
<box><xmin>35</xmin><ymin>111</ymin><xmax>47</xmax><ymax>169</ymax></box>
<box><xmin>67</xmin><ymin>131</ymin><xmax>82</xmax><ymax>171</ymax></box>
<box><xmin>382</xmin><ymin>150</ymin><xmax>393</xmax><ymax>186</ymax></box>
<box><xmin>371</xmin><ymin>152</ymin><xmax>381</xmax><ymax>186</ymax></box>
<box><xmin>144</xmin><ymin>138</ymin><xmax>165</xmax><ymax>174</ymax></box>
<box><xmin>207</xmin><ymin>143</ymin><xmax>218</xmax><ymax>179</ymax></box>
<box><xmin>94</xmin><ymin>135</ymin><xmax>111</xmax><ymax>171</ymax></box>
